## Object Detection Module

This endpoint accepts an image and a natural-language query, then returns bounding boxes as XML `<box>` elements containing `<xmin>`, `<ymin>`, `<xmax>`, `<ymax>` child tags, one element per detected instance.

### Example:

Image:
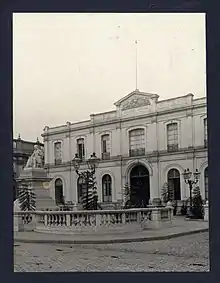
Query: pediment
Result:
<box><xmin>114</xmin><ymin>89</ymin><xmax>159</xmax><ymax>111</ymax></box>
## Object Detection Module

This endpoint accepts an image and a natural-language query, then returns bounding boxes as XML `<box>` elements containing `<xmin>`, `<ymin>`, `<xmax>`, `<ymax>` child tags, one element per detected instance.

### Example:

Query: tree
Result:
<box><xmin>80</xmin><ymin>171</ymin><xmax>102</xmax><ymax>210</ymax></box>
<box><xmin>161</xmin><ymin>182</ymin><xmax>169</xmax><ymax>204</ymax></box>
<box><xmin>122</xmin><ymin>182</ymin><xmax>130</xmax><ymax>207</ymax></box>
<box><xmin>18</xmin><ymin>183</ymin><xmax>36</xmax><ymax>211</ymax></box>
<box><xmin>122</xmin><ymin>182</ymin><xmax>145</xmax><ymax>208</ymax></box>
<box><xmin>191</xmin><ymin>186</ymin><xmax>203</xmax><ymax>219</ymax></box>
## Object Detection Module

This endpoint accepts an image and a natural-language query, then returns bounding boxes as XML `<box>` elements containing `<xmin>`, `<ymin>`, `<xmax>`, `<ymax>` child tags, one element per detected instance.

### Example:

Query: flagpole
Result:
<box><xmin>135</xmin><ymin>40</ymin><xmax>138</xmax><ymax>90</ymax></box>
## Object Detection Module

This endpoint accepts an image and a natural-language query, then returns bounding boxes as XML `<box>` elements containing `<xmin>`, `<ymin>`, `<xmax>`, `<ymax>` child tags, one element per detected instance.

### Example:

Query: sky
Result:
<box><xmin>13</xmin><ymin>13</ymin><xmax>206</xmax><ymax>142</ymax></box>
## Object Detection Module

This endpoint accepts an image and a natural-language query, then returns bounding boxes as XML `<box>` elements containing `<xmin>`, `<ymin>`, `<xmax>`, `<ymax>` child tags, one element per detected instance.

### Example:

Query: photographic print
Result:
<box><xmin>13</xmin><ymin>12</ymin><xmax>209</xmax><ymax>272</ymax></box>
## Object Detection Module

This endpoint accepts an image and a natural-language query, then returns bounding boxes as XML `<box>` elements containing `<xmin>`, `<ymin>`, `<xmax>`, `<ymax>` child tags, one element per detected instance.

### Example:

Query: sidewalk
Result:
<box><xmin>14</xmin><ymin>217</ymin><xmax>209</xmax><ymax>245</ymax></box>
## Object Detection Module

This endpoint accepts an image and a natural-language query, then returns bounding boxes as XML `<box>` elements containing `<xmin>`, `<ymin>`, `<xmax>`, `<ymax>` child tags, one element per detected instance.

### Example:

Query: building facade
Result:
<box><xmin>42</xmin><ymin>90</ymin><xmax>208</xmax><ymax>207</ymax></box>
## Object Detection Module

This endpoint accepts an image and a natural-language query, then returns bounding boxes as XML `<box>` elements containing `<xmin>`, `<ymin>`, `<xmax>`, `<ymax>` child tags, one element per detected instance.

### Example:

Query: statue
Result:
<box><xmin>25</xmin><ymin>144</ymin><xmax>44</xmax><ymax>168</ymax></box>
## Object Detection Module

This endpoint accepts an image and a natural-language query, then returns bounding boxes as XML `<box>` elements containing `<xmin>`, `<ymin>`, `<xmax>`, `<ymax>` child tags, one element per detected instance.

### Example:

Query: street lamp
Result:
<box><xmin>182</xmin><ymin>168</ymin><xmax>200</xmax><ymax>217</ymax></box>
<box><xmin>72</xmin><ymin>152</ymin><xmax>100</xmax><ymax>210</ymax></box>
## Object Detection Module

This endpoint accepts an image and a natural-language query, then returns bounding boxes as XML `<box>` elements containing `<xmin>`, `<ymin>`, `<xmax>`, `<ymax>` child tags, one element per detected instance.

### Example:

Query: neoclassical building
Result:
<box><xmin>42</xmin><ymin>89</ymin><xmax>208</xmax><ymax>207</ymax></box>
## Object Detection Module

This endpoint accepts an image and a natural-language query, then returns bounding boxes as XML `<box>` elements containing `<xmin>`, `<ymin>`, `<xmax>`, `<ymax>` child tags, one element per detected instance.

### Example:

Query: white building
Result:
<box><xmin>42</xmin><ymin>89</ymin><xmax>208</xmax><ymax>207</ymax></box>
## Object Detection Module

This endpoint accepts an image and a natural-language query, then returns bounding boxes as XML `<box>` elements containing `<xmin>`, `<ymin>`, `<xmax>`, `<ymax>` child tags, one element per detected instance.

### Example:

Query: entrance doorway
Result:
<box><xmin>167</xmin><ymin>169</ymin><xmax>181</xmax><ymax>200</ymax></box>
<box><xmin>129</xmin><ymin>165</ymin><xmax>150</xmax><ymax>207</ymax></box>
<box><xmin>55</xmin><ymin>178</ymin><xmax>64</xmax><ymax>205</ymax></box>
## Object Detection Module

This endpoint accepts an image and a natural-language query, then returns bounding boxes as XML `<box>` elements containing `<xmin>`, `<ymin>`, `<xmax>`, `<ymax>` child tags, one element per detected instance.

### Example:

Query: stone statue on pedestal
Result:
<box><xmin>15</xmin><ymin>144</ymin><xmax>57</xmax><ymax>210</ymax></box>
<box><xmin>25</xmin><ymin>144</ymin><xmax>44</xmax><ymax>168</ymax></box>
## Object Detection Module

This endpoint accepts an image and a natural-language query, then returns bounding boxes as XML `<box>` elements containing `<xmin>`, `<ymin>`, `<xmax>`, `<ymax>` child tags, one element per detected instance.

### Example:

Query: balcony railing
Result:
<box><xmin>14</xmin><ymin>206</ymin><xmax>173</xmax><ymax>234</ymax></box>
<box><xmin>55</xmin><ymin>159</ymin><xmax>62</xmax><ymax>165</ymax></box>
<box><xmin>129</xmin><ymin>148</ymin><xmax>145</xmax><ymax>157</ymax></box>
<box><xmin>102</xmin><ymin>152</ymin><xmax>110</xmax><ymax>160</ymax></box>
<box><xmin>167</xmin><ymin>144</ymin><xmax>178</xmax><ymax>152</ymax></box>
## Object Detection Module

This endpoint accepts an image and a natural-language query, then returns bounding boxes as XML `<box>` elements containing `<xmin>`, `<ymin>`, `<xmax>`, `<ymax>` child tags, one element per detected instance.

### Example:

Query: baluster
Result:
<box><xmin>108</xmin><ymin>213</ymin><xmax>112</xmax><ymax>226</ymax></box>
<box><xmin>57</xmin><ymin>214</ymin><xmax>60</xmax><ymax>226</ymax></box>
<box><xmin>77</xmin><ymin>213</ymin><xmax>81</xmax><ymax>227</ymax></box>
<box><xmin>103</xmin><ymin>214</ymin><xmax>107</xmax><ymax>226</ymax></box>
<box><xmin>53</xmin><ymin>214</ymin><xmax>56</xmax><ymax>226</ymax></box>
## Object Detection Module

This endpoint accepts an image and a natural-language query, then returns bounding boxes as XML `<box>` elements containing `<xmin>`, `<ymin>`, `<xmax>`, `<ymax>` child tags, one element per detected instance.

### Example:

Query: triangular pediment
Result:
<box><xmin>114</xmin><ymin>89</ymin><xmax>159</xmax><ymax>111</ymax></box>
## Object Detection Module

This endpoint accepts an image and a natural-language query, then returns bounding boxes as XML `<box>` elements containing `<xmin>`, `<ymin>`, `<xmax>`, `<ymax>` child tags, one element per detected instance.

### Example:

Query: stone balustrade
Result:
<box><xmin>14</xmin><ymin>206</ymin><xmax>173</xmax><ymax>235</ymax></box>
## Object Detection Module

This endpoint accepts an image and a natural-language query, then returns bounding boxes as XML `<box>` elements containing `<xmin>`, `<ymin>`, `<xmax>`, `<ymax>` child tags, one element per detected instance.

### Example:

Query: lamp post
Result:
<box><xmin>72</xmin><ymin>152</ymin><xmax>100</xmax><ymax>210</ymax></box>
<box><xmin>182</xmin><ymin>168</ymin><xmax>200</xmax><ymax>218</ymax></box>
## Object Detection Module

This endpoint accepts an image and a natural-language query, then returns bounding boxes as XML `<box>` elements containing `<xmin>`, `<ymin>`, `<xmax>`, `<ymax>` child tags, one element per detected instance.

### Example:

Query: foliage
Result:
<box><xmin>18</xmin><ymin>184</ymin><xmax>36</xmax><ymax>211</ymax></box>
<box><xmin>122</xmin><ymin>182</ymin><xmax>146</xmax><ymax>208</ymax></box>
<box><xmin>80</xmin><ymin>171</ymin><xmax>102</xmax><ymax>210</ymax></box>
<box><xmin>122</xmin><ymin>182</ymin><xmax>130</xmax><ymax>204</ymax></box>
<box><xmin>191</xmin><ymin>186</ymin><xmax>203</xmax><ymax>219</ymax></box>
<box><xmin>167</xmin><ymin>183</ymin><xmax>174</xmax><ymax>201</ymax></box>
<box><xmin>161</xmin><ymin>182</ymin><xmax>168</xmax><ymax>203</ymax></box>
<box><xmin>172</xmin><ymin>200</ymin><xmax>177</xmax><ymax>216</ymax></box>
<box><xmin>180</xmin><ymin>203</ymin><xmax>188</xmax><ymax>215</ymax></box>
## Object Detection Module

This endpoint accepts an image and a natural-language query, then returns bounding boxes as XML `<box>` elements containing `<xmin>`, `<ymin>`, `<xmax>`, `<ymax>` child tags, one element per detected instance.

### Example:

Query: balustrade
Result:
<box><xmin>14</xmin><ymin>207</ymin><xmax>173</xmax><ymax>234</ymax></box>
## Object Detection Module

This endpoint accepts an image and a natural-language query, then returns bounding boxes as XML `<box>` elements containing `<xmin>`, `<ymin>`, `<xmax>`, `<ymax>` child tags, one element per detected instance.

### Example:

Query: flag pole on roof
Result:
<box><xmin>135</xmin><ymin>40</ymin><xmax>139</xmax><ymax>91</ymax></box>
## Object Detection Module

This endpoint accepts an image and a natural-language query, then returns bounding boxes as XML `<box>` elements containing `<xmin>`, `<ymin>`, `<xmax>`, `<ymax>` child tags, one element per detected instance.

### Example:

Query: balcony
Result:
<box><xmin>55</xmin><ymin>159</ymin><xmax>62</xmax><ymax>165</ymax></box>
<box><xmin>129</xmin><ymin>148</ymin><xmax>145</xmax><ymax>157</ymax></box>
<box><xmin>102</xmin><ymin>152</ymin><xmax>110</xmax><ymax>160</ymax></box>
<box><xmin>167</xmin><ymin>144</ymin><xmax>179</xmax><ymax>152</ymax></box>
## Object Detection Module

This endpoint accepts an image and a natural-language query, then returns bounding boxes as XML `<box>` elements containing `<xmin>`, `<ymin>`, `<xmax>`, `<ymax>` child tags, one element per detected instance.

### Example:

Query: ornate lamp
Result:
<box><xmin>182</xmin><ymin>168</ymin><xmax>201</xmax><ymax>218</ymax></box>
<box><xmin>193</xmin><ymin>169</ymin><xmax>201</xmax><ymax>182</ymax></box>
<box><xmin>87</xmin><ymin>152</ymin><xmax>100</xmax><ymax>172</ymax></box>
<box><xmin>72</xmin><ymin>153</ymin><xmax>81</xmax><ymax>172</ymax></box>
<box><xmin>182</xmin><ymin>168</ymin><xmax>192</xmax><ymax>181</ymax></box>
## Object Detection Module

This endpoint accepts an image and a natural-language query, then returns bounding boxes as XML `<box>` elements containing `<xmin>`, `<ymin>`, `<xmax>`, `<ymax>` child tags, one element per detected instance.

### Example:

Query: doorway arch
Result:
<box><xmin>55</xmin><ymin>178</ymin><xmax>64</xmax><ymax>205</ymax></box>
<box><xmin>167</xmin><ymin>169</ymin><xmax>181</xmax><ymax>200</ymax></box>
<box><xmin>129</xmin><ymin>165</ymin><xmax>150</xmax><ymax>207</ymax></box>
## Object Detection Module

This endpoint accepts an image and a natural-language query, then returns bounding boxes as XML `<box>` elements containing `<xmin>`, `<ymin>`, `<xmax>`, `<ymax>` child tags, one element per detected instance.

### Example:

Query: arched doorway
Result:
<box><xmin>55</xmin><ymin>178</ymin><xmax>64</xmax><ymax>205</ymax></box>
<box><xmin>102</xmin><ymin>174</ymin><xmax>112</xmax><ymax>202</ymax></box>
<box><xmin>77</xmin><ymin>176</ymin><xmax>86</xmax><ymax>203</ymax></box>
<box><xmin>167</xmin><ymin>169</ymin><xmax>181</xmax><ymax>200</ymax></box>
<box><xmin>204</xmin><ymin>167</ymin><xmax>208</xmax><ymax>200</ymax></box>
<box><xmin>129</xmin><ymin>165</ymin><xmax>150</xmax><ymax>207</ymax></box>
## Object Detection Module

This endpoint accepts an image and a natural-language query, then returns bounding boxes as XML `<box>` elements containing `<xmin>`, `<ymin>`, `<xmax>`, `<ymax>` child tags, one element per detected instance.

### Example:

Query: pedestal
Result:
<box><xmin>16</xmin><ymin>168</ymin><xmax>57</xmax><ymax>210</ymax></box>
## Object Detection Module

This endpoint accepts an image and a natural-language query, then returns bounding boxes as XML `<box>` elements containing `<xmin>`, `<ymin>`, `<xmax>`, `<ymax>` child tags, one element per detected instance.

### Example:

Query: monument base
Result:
<box><xmin>16</xmin><ymin>168</ymin><xmax>57</xmax><ymax>210</ymax></box>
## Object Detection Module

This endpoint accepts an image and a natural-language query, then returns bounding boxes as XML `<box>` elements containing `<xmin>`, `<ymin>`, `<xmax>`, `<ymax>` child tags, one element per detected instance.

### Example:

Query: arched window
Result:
<box><xmin>102</xmin><ymin>174</ymin><xmax>112</xmax><ymax>202</ymax></box>
<box><xmin>77</xmin><ymin>138</ymin><xmax>85</xmax><ymax>160</ymax></box>
<box><xmin>167</xmin><ymin>123</ymin><xmax>178</xmax><ymax>152</ymax></box>
<box><xmin>54</xmin><ymin>142</ymin><xmax>62</xmax><ymax>165</ymax></box>
<box><xmin>77</xmin><ymin>176</ymin><xmax>85</xmax><ymax>203</ymax></box>
<box><xmin>129</xmin><ymin>129</ymin><xmax>145</xmax><ymax>157</ymax></box>
<box><xmin>204</xmin><ymin>118</ymin><xmax>208</xmax><ymax>148</ymax></box>
<box><xmin>204</xmin><ymin>167</ymin><xmax>208</xmax><ymax>200</ymax></box>
<box><xmin>55</xmin><ymin>178</ymin><xmax>64</xmax><ymax>205</ymax></box>
<box><xmin>101</xmin><ymin>134</ymin><xmax>110</xmax><ymax>160</ymax></box>
<box><xmin>167</xmin><ymin>169</ymin><xmax>181</xmax><ymax>200</ymax></box>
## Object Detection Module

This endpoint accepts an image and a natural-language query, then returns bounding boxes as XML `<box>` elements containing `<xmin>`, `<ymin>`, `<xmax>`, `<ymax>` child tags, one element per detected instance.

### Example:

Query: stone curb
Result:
<box><xmin>14</xmin><ymin>228</ymin><xmax>208</xmax><ymax>245</ymax></box>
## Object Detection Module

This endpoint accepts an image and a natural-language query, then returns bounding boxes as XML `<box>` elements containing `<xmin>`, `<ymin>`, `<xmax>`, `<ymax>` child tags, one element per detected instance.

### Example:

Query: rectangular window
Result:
<box><xmin>129</xmin><ymin>129</ymin><xmax>145</xmax><ymax>156</ymax></box>
<box><xmin>54</xmin><ymin>142</ymin><xmax>62</xmax><ymax>165</ymax></box>
<box><xmin>204</xmin><ymin>118</ymin><xmax>208</xmax><ymax>148</ymax></box>
<box><xmin>77</xmin><ymin>139</ymin><xmax>85</xmax><ymax>160</ymax></box>
<box><xmin>167</xmin><ymin>123</ymin><xmax>178</xmax><ymax>152</ymax></box>
<box><xmin>101</xmin><ymin>134</ymin><xmax>110</xmax><ymax>160</ymax></box>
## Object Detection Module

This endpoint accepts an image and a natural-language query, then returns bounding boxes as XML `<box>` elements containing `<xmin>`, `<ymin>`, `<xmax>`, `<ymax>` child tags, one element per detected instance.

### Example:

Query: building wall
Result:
<box><xmin>42</xmin><ymin>91</ymin><xmax>208</xmax><ymax>204</ymax></box>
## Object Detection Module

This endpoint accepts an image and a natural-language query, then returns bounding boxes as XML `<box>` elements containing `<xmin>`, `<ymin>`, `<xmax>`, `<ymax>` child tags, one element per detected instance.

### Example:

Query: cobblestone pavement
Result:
<box><xmin>14</xmin><ymin>232</ymin><xmax>209</xmax><ymax>272</ymax></box>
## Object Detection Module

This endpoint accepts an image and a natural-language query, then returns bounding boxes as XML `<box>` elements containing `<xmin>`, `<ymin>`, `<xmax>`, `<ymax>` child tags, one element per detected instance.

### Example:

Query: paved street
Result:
<box><xmin>14</xmin><ymin>232</ymin><xmax>209</xmax><ymax>272</ymax></box>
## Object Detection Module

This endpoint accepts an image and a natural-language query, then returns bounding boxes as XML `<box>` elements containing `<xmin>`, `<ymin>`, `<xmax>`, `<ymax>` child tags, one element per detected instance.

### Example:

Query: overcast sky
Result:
<box><xmin>13</xmin><ymin>13</ymin><xmax>206</xmax><ymax>142</ymax></box>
